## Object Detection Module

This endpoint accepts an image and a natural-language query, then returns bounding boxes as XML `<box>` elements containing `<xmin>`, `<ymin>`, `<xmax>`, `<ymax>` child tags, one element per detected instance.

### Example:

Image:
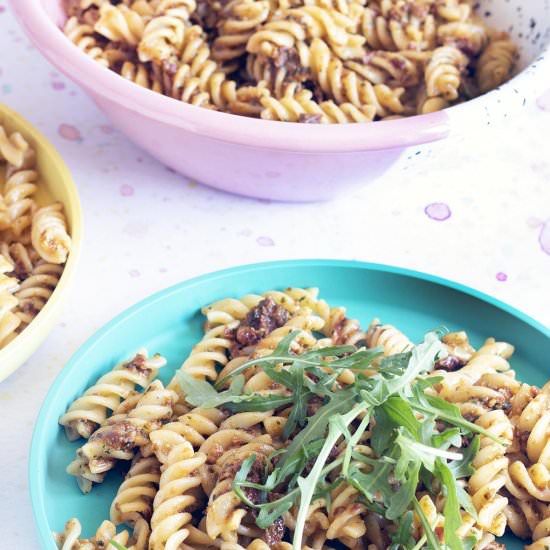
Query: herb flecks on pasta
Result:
<box><xmin>63</xmin><ymin>0</ymin><xmax>518</xmax><ymax>123</ymax></box>
<box><xmin>0</xmin><ymin>123</ymin><xmax>72</xmax><ymax>350</ymax></box>
<box><xmin>55</xmin><ymin>287</ymin><xmax>545</xmax><ymax>550</ymax></box>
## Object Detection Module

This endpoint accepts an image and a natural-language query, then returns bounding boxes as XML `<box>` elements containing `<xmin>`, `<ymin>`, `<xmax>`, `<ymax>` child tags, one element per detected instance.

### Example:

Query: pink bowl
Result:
<box><xmin>12</xmin><ymin>0</ymin><xmax>550</xmax><ymax>201</ymax></box>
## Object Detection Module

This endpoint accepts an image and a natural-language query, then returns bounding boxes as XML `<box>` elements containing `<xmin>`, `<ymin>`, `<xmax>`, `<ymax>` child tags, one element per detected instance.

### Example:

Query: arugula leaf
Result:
<box><xmin>390</xmin><ymin>510</ymin><xmax>415</xmax><ymax>550</ymax></box>
<box><xmin>386</xmin><ymin>461</ymin><xmax>420</xmax><ymax>521</ymax></box>
<box><xmin>256</xmin><ymin>494</ymin><xmax>294</xmax><ymax>528</ymax></box>
<box><xmin>176</xmin><ymin>369</ymin><xmax>222</xmax><ymax>406</ymax></box>
<box><xmin>462</xmin><ymin>536</ymin><xmax>478</xmax><ymax>550</ymax></box>
<box><xmin>381</xmin><ymin>396</ymin><xmax>422</xmax><ymax>438</ymax></box>
<box><xmin>449</xmin><ymin>436</ymin><xmax>480</xmax><ymax>479</ymax></box>
<box><xmin>225</xmin><ymin>394</ymin><xmax>295</xmax><ymax>412</ymax></box>
<box><xmin>216</xmin><ymin>331</ymin><xmax>381</xmax><ymax>390</ymax></box>
<box><xmin>276</xmin><ymin>388</ymin><xmax>357</xmax><ymax>483</ymax></box>
<box><xmin>436</xmin><ymin>459</ymin><xmax>462</xmax><ymax>550</ymax></box>
<box><xmin>347</xmin><ymin>455</ymin><xmax>395</xmax><ymax>505</ymax></box>
<box><xmin>380</xmin><ymin>352</ymin><xmax>412</xmax><ymax>374</ymax></box>
<box><xmin>394</xmin><ymin>430</ymin><xmax>462</xmax><ymax>473</ymax></box>
<box><xmin>457</xmin><ymin>484</ymin><xmax>477</xmax><ymax>519</ymax></box>
<box><xmin>232</xmin><ymin>454</ymin><xmax>258</xmax><ymax>506</ymax></box>
<box><xmin>293</xmin><ymin>403</ymin><xmax>367</xmax><ymax>550</ymax></box>
<box><xmin>433</xmin><ymin>428</ymin><xmax>462</xmax><ymax>450</ymax></box>
<box><xmin>342</xmin><ymin>412</ymin><xmax>370</xmax><ymax>476</ymax></box>
<box><xmin>370</xmin><ymin>407</ymin><xmax>394</xmax><ymax>455</ymax></box>
<box><xmin>411</xmin><ymin>391</ymin><xmax>507</xmax><ymax>445</ymax></box>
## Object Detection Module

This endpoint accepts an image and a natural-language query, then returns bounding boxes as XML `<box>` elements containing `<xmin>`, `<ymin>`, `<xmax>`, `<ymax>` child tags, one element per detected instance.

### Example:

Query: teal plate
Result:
<box><xmin>31</xmin><ymin>260</ymin><xmax>550</xmax><ymax>549</ymax></box>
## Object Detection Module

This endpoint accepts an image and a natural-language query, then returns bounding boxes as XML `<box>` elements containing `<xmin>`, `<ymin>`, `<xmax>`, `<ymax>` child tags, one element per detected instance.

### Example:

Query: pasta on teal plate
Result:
<box><xmin>30</xmin><ymin>261</ymin><xmax>550</xmax><ymax>550</ymax></box>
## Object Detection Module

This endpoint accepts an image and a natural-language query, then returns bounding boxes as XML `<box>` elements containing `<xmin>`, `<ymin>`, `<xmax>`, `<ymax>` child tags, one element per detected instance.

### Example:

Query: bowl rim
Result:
<box><xmin>12</xmin><ymin>0</ymin><xmax>550</xmax><ymax>152</ymax></box>
<box><xmin>0</xmin><ymin>102</ymin><xmax>83</xmax><ymax>382</ymax></box>
<box><xmin>11</xmin><ymin>0</ymin><xmax>455</xmax><ymax>152</ymax></box>
<box><xmin>29</xmin><ymin>258</ymin><xmax>550</xmax><ymax>549</ymax></box>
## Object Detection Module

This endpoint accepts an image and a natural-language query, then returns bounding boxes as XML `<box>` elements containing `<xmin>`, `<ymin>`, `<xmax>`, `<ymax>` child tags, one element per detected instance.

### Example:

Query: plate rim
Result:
<box><xmin>29</xmin><ymin>258</ymin><xmax>550</xmax><ymax>549</ymax></box>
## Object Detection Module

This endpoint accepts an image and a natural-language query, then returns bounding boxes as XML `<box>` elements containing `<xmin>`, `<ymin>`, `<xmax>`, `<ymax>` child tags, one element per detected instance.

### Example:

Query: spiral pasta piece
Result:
<box><xmin>365</xmin><ymin>317</ymin><xmax>414</xmax><ymax>355</ymax></box>
<box><xmin>59</xmin><ymin>349</ymin><xmax>167</xmax><ymax>440</ymax></box>
<box><xmin>11</xmin><ymin>262</ymin><xmax>63</xmax><ymax>327</ymax></box>
<box><xmin>0</xmin><ymin>126</ymin><xmax>30</xmax><ymax>168</ymax></box>
<box><xmin>437</xmin><ymin>0</ymin><xmax>472</xmax><ymax>23</ymax></box>
<box><xmin>149</xmin><ymin>439</ymin><xmax>207</xmax><ymax>550</ymax></box>
<box><xmin>437</xmin><ymin>21</ymin><xmax>488</xmax><ymax>55</ymax></box>
<box><xmin>68</xmin><ymin>381</ymin><xmax>178</xmax><ymax>492</ymax></box>
<box><xmin>204</xmin><ymin>432</ymin><xmax>274</xmax><ymax>540</ymax></box>
<box><xmin>476</xmin><ymin>37</ymin><xmax>517</xmax><ymax>93</ymax></box>
<box><xmin>0</xmin><ymin>254</ymin><xmax>20</xmax><ymax>346</ymax></box>
<box><xmin>212</xmin><ymin>0</ymin><xmax>271</xmax><ymax>62</ymax></box>
<box><xmin>246</xmin><ymin>18</ymin><xmax>309</xmax><ymax>60</ymax></box>
<box><xmin>151</xmin><ymin>407</ymin><xmax>225</xmax><ymax>457</ymax></box>
<box><xmin>31</xmin><ymin>203</ymin><xmax>72</xmax><ymax>264</ymax></box>
<box><xmin>111</xmin><ymin>455</ymin><xmax>161</xmax><ymax>528</ymax></box>
<box><xmin>526</xmin><ymin>508</ymin><xmax>550</xmax><ymax>550</ymax></box>
<box><xmin>361</xmin><ymin>6</ymin><xmax>436</xmax><ymax>52</ymax></box>
<box><xmin>346</xmin><ymin>51</ymin><xmax>420</xmax><ymax>87</ymax></box>
<box><xmin>321</xmin><ymin>306</ymin><xmax>366</xmax><ymax>345</ymax></box>
<box><xmin>425</xmin><ymin>45</ymin><xmax>468</xmax><ymax>100</ymax></box>
<box><xmin>120</xmin><ymin>60</ymin><xmax>164</xmax><ymax>92</ymax></box>
<box><xmin>176</xmin><ymin>322</ymin><xmax>234</xmax><ymax>381</ymax></box>
<box><xmin>95</xmin><ymin>3</ymin><xmax>146</xmax><ymax>46</ymax></box>
<box><xmin>3</xmin><ymin>154</ymin><xmax>38</xmax><ymax>243</ymax></box>
<box><xmin>416</xmin><ymin>84</ymin><xmax>450</xmax><ymax>113</ymax></box>
<box><xmin>504</xmin><ymin>497</ymin><xmax>546</xmax><ymax>539</ymax></box>
<box><xmin>54</xmin><ymin>518</ymin><xmax>132</xmax><ymax>550</ymax></box>
<box><xmin>468</xmin><ymin>409</ymin><xmax>513</xmax><ymax>536</ymax></box>
<box><xmin>172</xmin><ymin>26</ymin><xmax>239</xmax><ymax>109</ymax></box>
<box><xmin>0</xmin><ymin>253</ymin><xmax>18</xmax><ymax>294</ymax></box>
<box><xmin>63</xmin><ymin>16</ymin><xmax>110</xmax><ymax>67</ymax></box>
<box><xmin>326</xmin><ymin>483</ymin><xmax>367</xmax><ymax>542</ymax></box>
<box><xmin>0</xmin><ymin>242</ymin><xmax>36</xmax><ymax>280</ymax></box>
<box><xmin>287</xmin><ymin>5</ymin><xmax>365</xmax><ymax>56</ymax></box>
<box><xmin>246</xmin><ymin>52</ymin><xmax>308</xmax><ymax>98</ymax></box>
<box><xmin>310</xmin><ymin>38</ymin><xmax>404</xmax><ymax>116</ymax></box>
<box><xmin>201</xmin><ymin>294</ymin><xmax>263</xmax><ymax>329</ymax></box>
<box><xmin>140</xmin><ymin>16</ymin><xmax>187</xmax><ymax>63</ymax></box>
<box><xmin>0</xmin><ymin>291</ymin><xmax>20</xmax><ymax>348</ymax></box>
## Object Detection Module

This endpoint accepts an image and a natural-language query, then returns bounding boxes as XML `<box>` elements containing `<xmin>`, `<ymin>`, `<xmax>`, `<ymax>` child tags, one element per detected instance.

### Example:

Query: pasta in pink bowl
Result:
<box><xmin>11</xmin><ymin>0</ymin><xmax>550</xmax><ymax>201</ymax></box>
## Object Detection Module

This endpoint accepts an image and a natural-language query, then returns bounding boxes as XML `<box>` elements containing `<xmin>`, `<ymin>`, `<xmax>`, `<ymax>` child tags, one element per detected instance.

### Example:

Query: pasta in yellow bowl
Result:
<box><xmin>0</xmin><ymin>103</ymin><xmax>82</xmax><ymax>382</ymax></box>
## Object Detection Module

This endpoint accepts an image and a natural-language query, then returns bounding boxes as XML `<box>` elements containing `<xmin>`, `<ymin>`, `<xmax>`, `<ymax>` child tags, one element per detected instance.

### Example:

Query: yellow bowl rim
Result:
<box><xmin>0</xmin><ymin>102</ymin><xmax>82</xmax><ymax>382</ymax></box>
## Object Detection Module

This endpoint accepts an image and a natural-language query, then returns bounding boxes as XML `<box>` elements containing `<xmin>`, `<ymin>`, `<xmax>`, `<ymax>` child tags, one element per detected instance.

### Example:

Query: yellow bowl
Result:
<box><xmin>0</xmin><ymin>103</ymin><xmax>82</xmax><ymax>382</ymax></box>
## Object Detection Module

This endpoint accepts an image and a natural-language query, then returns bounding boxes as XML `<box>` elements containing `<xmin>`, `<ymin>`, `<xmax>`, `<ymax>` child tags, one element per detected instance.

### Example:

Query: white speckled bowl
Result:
<box><xmin>11</xmin><ymin>0</ymin><xmax>550</xmax><ymax>201</ymax></box>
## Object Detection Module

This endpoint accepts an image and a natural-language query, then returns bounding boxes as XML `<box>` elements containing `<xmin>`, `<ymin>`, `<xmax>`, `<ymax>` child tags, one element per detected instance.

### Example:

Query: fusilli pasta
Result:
<box><xmin>0</xmin><ymin>122</ymin><xmax>72</xmax><ymax>350</ymax></box>
<box><xmin>63</xmin><ymin>0</ymin><xmax>518</xmax><ymax>122</ymax></box>
<box><xmin>56</xmin><ymin>287</ymin><xmax>550</xmax><ymax>550</ymax></box>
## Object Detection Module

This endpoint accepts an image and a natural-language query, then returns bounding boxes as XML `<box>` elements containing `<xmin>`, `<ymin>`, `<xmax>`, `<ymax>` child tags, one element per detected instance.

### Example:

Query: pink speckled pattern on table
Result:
<box><xmin>0</xmin><ymin>3</ymin><xmax>549</xmax><ymax>548</ymax></box>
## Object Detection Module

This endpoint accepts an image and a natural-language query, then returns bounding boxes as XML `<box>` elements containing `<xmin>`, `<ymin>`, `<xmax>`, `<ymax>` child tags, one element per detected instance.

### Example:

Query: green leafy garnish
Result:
<box><xmin>178</xmin><ymin>328</ymin><xmax>503</xmax><ymax>550</ymax></box>
<box><xmin>108</xmin><ymin>541</ymin><xmax>129</xmax><ymax>550</ymax></box>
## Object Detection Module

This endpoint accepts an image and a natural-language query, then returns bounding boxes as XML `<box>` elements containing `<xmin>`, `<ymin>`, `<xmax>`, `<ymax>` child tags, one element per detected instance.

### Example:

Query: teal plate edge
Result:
<box><xmin>29</xmin><ymin>259</ymin><xmax>550</xmax><ymax>549</ymax></box>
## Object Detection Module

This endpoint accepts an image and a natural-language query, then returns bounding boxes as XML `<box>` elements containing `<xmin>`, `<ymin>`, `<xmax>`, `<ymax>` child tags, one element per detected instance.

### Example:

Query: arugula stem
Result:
<box><xmin>409</xmin><ymin>403</ymin><xmax>507</xmax><ymax>445</ymax></box>
<box><xmin>343</xmin><ymin>412</ymin><xmax>370</xmax><ymax>476</ymax></box>
<box><xmin>293</xmin><ymin>403</ymin><xmax>367</xmax><ymax>550</ymax></box>
<box><xmin>412</xmin><ymin>497</ymin><xmax>441</xmax><ymax>550</ymax></box>
<box><xmin>411</xmin><ymin>534</ymin><xmax>428</xmax><ymax>550</ymax></box>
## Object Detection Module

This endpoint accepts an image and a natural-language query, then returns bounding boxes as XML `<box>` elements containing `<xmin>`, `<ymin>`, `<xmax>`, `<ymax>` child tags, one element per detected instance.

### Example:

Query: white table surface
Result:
<box><xmin>1</xmin><ymin>3</ymin><xmax>549</xmax><ymax>548</ymax></box>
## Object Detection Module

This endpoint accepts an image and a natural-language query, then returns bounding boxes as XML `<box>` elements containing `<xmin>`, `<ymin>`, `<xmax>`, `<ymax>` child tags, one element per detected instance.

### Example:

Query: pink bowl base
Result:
<box><xmin>95</xmin><ymin>94</ymin><xmax>404</xmax><ymax>201</ymax></box>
